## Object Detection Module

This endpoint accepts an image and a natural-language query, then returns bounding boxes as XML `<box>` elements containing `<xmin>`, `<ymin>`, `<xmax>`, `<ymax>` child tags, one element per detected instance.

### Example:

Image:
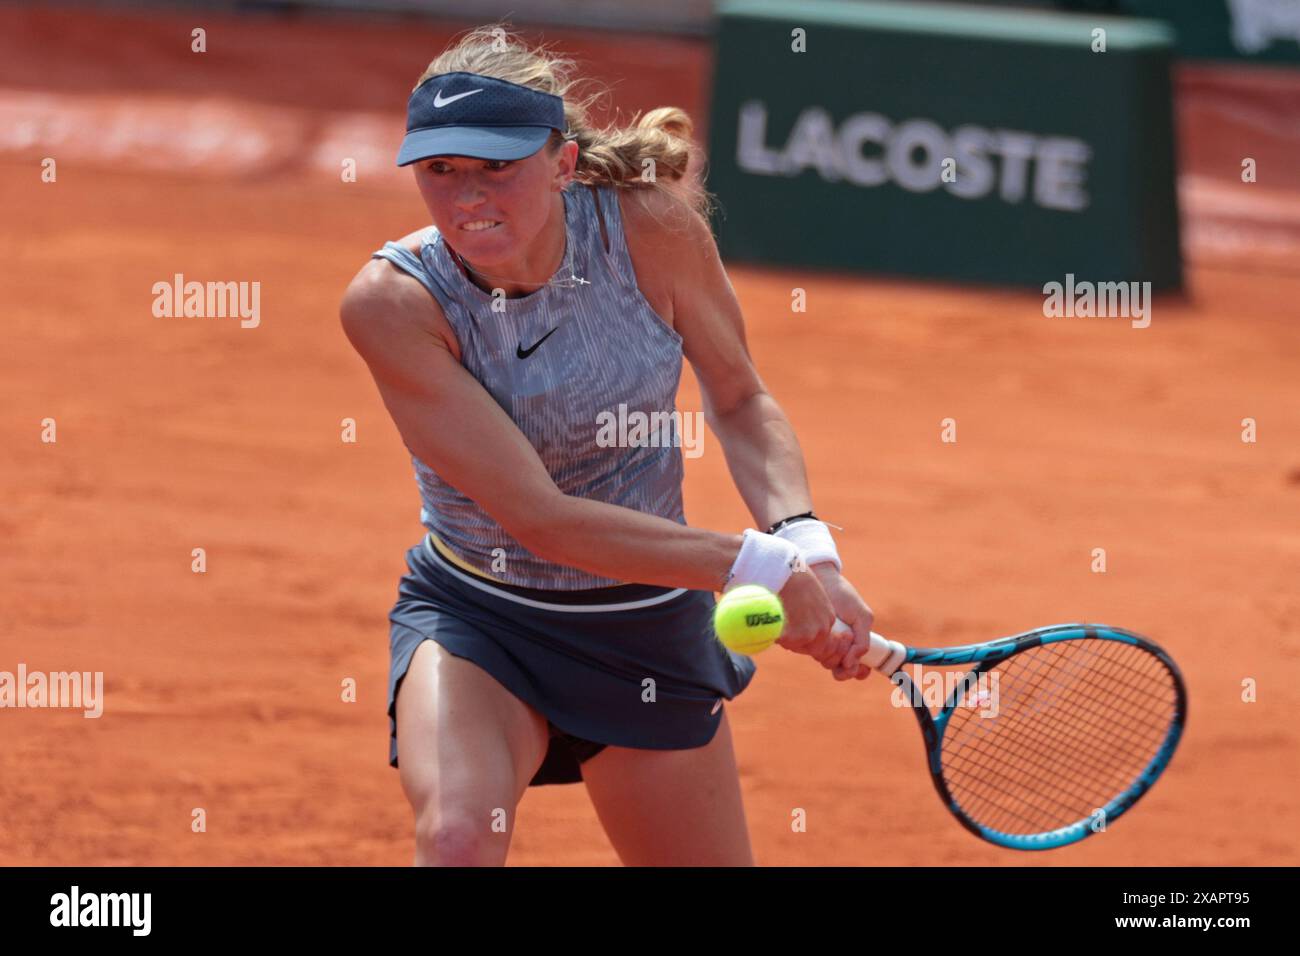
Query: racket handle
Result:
<box><xmin>830</xmin><ymin>618</ymin><xmax>908</xmax><ymax>675</ymax></box>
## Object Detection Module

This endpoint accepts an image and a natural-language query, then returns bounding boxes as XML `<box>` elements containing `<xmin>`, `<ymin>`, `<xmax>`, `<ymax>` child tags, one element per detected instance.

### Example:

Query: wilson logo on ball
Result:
<box><xmin>745</xmin><ymin>612</ymin><xmax>782</xmax><ymax>627</ymax></box>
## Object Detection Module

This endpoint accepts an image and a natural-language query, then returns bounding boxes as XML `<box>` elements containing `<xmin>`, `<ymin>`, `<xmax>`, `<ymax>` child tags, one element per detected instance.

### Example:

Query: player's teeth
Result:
<box><xmin>462</xmin><ymin>221</ymin><xmax>501</xmax><ymax>231</ymax></box>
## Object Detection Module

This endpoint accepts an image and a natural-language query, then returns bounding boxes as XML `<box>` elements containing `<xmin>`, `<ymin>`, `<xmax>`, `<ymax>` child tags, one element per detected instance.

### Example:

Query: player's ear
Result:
<box><xmin>546</xmin><ymin>132</ymin><xmax>576</xmax><ymax>190</ymax></box>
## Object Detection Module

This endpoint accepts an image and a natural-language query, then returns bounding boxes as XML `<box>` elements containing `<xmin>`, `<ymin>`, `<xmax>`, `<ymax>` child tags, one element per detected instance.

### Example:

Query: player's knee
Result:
<box><xmin>413</xmin><ymin>810</ymin><xmax>499</xmax><ymax>867</ymax></box>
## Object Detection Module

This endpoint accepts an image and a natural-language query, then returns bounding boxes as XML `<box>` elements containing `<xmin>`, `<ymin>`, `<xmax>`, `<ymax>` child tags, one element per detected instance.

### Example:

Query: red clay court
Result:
<box><xmin>1</xmin><ymin>4</ymin><xmax>1298</xmax><ymax>865</ymax></box>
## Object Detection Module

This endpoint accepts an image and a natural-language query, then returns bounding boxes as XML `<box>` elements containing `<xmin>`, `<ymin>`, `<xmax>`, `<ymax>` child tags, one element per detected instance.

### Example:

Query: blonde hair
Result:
<box><xmin>413</xmin><ymin>21</ymin><xmax>717</xmax><ymax>230</ymax></box>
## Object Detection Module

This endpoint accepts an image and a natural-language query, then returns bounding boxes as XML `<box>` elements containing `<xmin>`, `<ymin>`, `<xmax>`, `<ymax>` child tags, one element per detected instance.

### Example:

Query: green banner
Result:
<box><xmin>707</xmin><ymin>0</ymin><xmax>1183</xmax><ymax>289</ymax></box>
<box><xmin>1121</xmin><ymin>0</ymin><xmax>1300</xmax><ymax>63</ymax></box>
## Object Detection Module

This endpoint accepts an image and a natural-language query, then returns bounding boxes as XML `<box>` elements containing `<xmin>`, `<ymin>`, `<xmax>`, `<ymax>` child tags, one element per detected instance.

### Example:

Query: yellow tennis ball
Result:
<box><xmin>713</xmin><ymin>584</ymin><xmax>785</xmax><ymax>655</ymax></box>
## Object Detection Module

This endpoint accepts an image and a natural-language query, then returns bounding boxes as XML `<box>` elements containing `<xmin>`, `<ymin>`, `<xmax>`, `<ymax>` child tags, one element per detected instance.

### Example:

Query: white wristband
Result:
<box><xmin>724</xmin><ymin>529</ymin><xmax>801</xmax><ymax>594</ymax></box>
<box><xmin>773</xmin><ymin>519</ymin><xmax>842</xmax><ymax>572</ymax></box>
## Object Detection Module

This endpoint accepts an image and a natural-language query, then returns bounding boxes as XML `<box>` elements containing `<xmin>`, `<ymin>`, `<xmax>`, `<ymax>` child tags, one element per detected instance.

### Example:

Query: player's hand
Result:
<box><xmin>775</xmin><ymin>569</ymin><xmax>850</xmax><ymax>669</ymax></box>
<box><xmin>812</xmin><ymin>563</ymin><xmax>875</xmax><ymax>681</ymax></box>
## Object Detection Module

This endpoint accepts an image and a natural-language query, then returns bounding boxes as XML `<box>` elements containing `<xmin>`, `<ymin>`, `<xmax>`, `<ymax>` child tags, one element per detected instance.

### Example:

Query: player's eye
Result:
<box><xmin>425</xmin><ymin>160</ymin><xmax>511</xmax><ymax>173</ymax></box>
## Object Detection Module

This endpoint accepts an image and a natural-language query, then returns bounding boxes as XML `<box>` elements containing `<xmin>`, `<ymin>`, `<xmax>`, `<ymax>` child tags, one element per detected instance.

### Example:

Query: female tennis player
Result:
<box><xmin>340</xmin><ymin>25</ymin><xmax>876</xmax><ymax>866</ymax></box>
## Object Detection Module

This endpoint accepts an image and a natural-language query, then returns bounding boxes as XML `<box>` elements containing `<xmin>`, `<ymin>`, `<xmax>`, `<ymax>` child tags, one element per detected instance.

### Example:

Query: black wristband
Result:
<box><xmin>766</xmin><ymin>511</ymin><xmax>817</xmax><ymax>535</ymax></box>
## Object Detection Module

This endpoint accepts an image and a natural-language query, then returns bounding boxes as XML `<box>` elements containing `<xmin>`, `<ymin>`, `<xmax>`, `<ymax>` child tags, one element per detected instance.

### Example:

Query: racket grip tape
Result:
<box><xmin>831</xmin><ymin>618</ymin><xmax>907</xmax><ymax>675</ymax></box>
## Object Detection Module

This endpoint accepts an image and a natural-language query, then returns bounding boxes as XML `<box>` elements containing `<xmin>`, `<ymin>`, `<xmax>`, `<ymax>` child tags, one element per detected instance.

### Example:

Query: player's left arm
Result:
<box><xmin>630</xmin><ymin>187</ymin><xmax>807</xmax><ymax>527</ymax></box>
<box><xmin>628</xmin><ymin>187</ymin><xmax>873</xmax><ymax>678</ymax></box>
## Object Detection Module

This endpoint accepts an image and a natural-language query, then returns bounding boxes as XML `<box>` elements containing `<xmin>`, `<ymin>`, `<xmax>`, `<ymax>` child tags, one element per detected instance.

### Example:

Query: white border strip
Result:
<box><xmin>422</xmin><ymin>535</ymin><xmax>688</xmax><ymax>613</ymax></box>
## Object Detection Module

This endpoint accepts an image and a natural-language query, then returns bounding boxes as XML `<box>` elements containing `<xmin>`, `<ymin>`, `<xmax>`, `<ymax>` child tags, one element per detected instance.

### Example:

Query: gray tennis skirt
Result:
<box><xmin>387</xmin><ymin>534</ymin><xmax>758</xmax><ymax>787</ymax></box>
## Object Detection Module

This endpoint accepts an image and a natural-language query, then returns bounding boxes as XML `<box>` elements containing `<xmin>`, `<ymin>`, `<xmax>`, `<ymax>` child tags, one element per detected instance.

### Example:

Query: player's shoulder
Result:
<box><xmin>617</xmin><ymin>182</ymin><xmax>707</xmax><ymax>241</ymax></box>
<box><xmin>615</xmin><ymin>183</ymin><xmax>715</xmax><ymax>278</ymax></box>
<box><xmin>340</xmin><ymin>230</ymin><xmax>450</xmax><ymax>349</ymax></box>
<box><xmin>343</xmin><ymin>230</ymin><xmax>437</xmax><ymax>314</ymax></box>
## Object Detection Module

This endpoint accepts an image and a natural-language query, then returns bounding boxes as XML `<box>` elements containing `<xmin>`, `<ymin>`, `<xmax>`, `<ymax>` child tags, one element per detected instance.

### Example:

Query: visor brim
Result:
<box><xmin>396</xmin><ymin>126</ymin><xmax>553</xmax><ymax>166</ymax></box>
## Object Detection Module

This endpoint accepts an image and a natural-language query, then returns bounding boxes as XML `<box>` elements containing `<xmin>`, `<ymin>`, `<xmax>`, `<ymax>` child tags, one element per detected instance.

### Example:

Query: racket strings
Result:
<box><xmin>961</xmin><ymin>645</ymin><xmax>1171</xmax><ymax>786</ymax></box>
<box><xmin>958</xmin><ymin>643</ymin><xmax>1172</xmax><ymax>770</ymax></box>
<box><xmin>946</xmin><ymin>707</ymin><xmax>1149</xmax><ymax>833</ymax></box>
<box><xmin>943</xmin><ymin>644</ymin><xmax>1174</xmax><ymax>833</ymax></box>
<box><xmin>945</xmin><ymin>645</ymin><xmax>1172</xmax><ymax>825</ymax></box>
<box><xmin>948</xmin><ymin>644</ymin><xmax>1169</xmax><ymax>786</ymax></box>
<box><xmin>939</xmin><ymin>639</ymin><xmax>1179</xmax><ymax>836</ymax></box>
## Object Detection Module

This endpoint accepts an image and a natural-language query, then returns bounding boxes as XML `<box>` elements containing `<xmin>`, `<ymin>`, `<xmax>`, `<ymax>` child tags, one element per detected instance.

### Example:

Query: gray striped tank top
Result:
<box><xmin>371</xmin><ymin>180</ymin><xmax>688</xmax><ymax>590</ymax></box>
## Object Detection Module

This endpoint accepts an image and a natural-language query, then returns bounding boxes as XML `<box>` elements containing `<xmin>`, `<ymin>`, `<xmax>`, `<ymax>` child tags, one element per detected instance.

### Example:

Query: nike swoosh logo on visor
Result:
<box><xmin>433</xmin><ymin>89</ymin><xmax>484</xmax><ymax>107</ymax></box>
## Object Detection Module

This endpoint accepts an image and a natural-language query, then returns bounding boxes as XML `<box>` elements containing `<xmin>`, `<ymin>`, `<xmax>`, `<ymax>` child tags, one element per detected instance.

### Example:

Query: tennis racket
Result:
<box><xmin>834</xmin><ymin>620</ymin><xmax>1187</xmax><ymax>850</ymax></box>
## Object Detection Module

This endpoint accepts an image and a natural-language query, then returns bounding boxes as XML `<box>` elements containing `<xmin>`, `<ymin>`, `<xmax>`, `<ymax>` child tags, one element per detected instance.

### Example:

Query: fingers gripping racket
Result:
<box><xmin>833</xmin><ymin>621</ymin><xmax>1187</xmax><ymax>850</ymax></box>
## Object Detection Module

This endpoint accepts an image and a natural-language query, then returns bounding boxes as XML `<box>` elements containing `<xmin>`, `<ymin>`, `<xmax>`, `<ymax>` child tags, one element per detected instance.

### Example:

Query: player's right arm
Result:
<box><xmin>340</xmin><ymin>257</ymin><xmax>753</xmax><ymax>594</ymax></box>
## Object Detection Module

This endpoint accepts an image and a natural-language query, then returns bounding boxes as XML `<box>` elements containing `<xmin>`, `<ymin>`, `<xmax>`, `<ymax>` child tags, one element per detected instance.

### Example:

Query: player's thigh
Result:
<box><xmin>580</xmin><ymin>708</ymin><xmax>754</xmax><ymax>866</ymax></box>
<box><xmin>395</xmin><ymin>639</ymin><xmax>550</xmax><ymax>844</ymax></box>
